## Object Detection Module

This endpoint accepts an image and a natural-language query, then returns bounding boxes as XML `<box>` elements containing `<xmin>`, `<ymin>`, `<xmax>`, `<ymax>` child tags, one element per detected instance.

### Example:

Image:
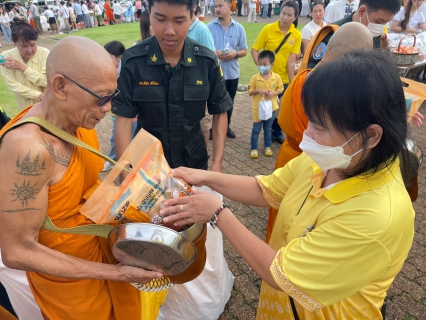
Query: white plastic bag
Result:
<box><xmin>258</xmin><ymin>98</ymin><xmax>273</xmax><ymax>121</ymax></box>
<box><xmin>157</xmin><ymin>186</ymin><xmax>234</xmax><ymax>320</ymax></box>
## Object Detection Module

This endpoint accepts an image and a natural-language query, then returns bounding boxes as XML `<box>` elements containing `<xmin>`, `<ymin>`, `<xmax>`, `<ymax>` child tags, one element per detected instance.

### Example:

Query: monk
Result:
<box><xmin>0</xmin><ymin>37</ymin><xmax>163</xmax><ymax>319</ymax></box>
<box><xmin>265</xmin><ymin>23</ymin><xmax>374</xmax><ymax>243</ymax></box>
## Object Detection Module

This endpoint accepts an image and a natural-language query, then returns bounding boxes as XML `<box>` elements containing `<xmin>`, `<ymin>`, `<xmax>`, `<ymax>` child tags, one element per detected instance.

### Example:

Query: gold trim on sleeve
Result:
<box><xmin>270</xmin><ymin>250</ymin><xmax>323</xmax><ymax>312</ymax></box>
<box><xmin>255</xmin><ymin>175</ymin><xmax>281</xmax><ymax>210</ymax></box>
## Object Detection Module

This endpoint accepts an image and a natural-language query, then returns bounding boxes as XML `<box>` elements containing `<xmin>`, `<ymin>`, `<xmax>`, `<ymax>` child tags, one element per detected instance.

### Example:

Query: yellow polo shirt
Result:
<box><xmin>1</xmin><ymin>47</ymin><xmax>49</xmax><ymax>110</ymax></box>
<box><xmin>256</xmin><ymin>153</ymin><xmax>414</xmax><ymax>319</ymax></box>
<box><xmin>248</xmin><ymin>71</ymin><xmax>284</xmax><ymax>122</ymax></box>
<box><xmin>252</xmin><ymin>22</ymin><xmax>302</xmax><ymax>85</ymax></box>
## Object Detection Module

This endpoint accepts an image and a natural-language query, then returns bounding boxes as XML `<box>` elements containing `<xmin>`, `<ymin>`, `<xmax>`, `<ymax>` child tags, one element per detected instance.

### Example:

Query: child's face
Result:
<box><xmin>258</xmin><ymin>57</ymin><xmax>272</xmax><ymax>68</ymax></box>
<box><xmin>150</xmin><ymin>2</ymin><xmax>192</xmax><ymax>56</ymax></box>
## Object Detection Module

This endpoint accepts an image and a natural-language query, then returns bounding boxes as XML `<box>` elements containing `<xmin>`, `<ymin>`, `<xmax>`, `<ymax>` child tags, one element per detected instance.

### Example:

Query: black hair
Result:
<box><xmin>310</xmin><ymin>0</ymin><xmax>325</xmax><ymax>10</ymax></box>
<box><xmin>359</xmin><ymin>0</ymin><xmax>401</xmax><ymax>15</ymax></box>
<box><xmin>11</xmin><ymin>18</ymin><xmax>38</xmax><ymax>43</ymax></box>
<box><xmin>258</xmin><ymin>50</ymin><xmax>275</xmax><ymax>64</ymax></box>
<box><xmin>104</xmin><ymin>40</ymin><xmax>126</xmax><ymax>57</ymax></box>
<box><xmin>281</xmin><ymin>0</ymin><xmax>299</xmax><ymax>28</ymax></box>
<box><xmin>302</xmin><ymin>50</ymin><xmax>408</xmax><ymax>179</ymax></box>
<box><xmin>148</xmin><ymin>0</ymin><xmax>195</xmax><ymax>17</ymax></box>
<box><xmin>140</xmin><ymin>9</ymin><xmax>151</xmax><ymax>39</ymax></box>
<box><xmin>401</xmin><ymin>0</ymin><xmax>413</xmax><ymax>30</ymax></box>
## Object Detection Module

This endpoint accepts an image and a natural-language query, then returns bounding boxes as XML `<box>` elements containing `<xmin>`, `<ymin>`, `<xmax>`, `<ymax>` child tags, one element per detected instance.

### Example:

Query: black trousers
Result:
<box><xmin>225</xmin><ymin>78</ymin><xmax>239</xmax><ymax>126</ymax></box>
<box><xmin>268</xmin><ymin>3</ymin><xmax>272</xmax><ymax>17</ymax></box>
<box><xmin>237</xmin><ymin>0</ymin><xmax>243</xmax><ymax>15</ymax></box>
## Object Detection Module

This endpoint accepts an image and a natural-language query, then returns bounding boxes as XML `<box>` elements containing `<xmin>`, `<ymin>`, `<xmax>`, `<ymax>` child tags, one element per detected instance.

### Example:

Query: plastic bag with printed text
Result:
<box><xmin>80</xmin><ymin>129</ymin><xmax>192</xmax><ymax>231</ymax></box>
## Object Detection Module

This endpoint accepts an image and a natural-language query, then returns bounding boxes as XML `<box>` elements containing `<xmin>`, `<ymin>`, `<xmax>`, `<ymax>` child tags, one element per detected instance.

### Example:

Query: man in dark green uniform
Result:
<box><xmin>307</xmin><ymin>0</ymin><xmax>401</xmax><ymax>68</ymax></box>
<box><xmin>113</xmin><ymin>0</ymin><xmax>232</xmax><ymax>172</ymax></box>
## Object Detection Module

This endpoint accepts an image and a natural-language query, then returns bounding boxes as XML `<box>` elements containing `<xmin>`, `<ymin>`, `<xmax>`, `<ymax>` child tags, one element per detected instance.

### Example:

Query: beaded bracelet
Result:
<box><xmin>209</xmin><ymin>203</ymin><xmax>229</xmax><ymax>228</ymax></box>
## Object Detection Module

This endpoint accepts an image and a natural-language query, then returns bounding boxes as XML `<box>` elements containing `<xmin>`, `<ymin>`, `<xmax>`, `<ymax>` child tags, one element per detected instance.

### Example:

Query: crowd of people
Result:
<box><xmin>0</xmin><ymin>0</ymin><xmax>148</xmax><ymax>37</ymax></box>
<box><xmin>0</xmin><ymin>0</ymin><xmax>424</xmax><ymax>319</ymax></box>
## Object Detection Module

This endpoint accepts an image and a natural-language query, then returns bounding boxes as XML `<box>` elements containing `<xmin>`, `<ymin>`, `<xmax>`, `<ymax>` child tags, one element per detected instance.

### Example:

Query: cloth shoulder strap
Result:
<box><xmin>0</xmin><ymin>116</ymin><xmax>120</xmax><ymax>237</ymax></box>
<box><xmin>274</xmin><ymin>32</ymin><xmax>291</xmax><ymax>54</ymax></box>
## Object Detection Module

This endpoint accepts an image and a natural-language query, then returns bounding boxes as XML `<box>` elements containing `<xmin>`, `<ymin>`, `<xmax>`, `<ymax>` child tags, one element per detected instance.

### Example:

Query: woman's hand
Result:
<box><xmin>406</xmin><ymin>28</ymin><xmax>419</xmax><ymax>34</ymax></box>
<box><xmin>159</xmin><ymin>189</ymin><xmax>223</xmax><ymax>227</ymax></box>
<box><xmin>172</xmin><ymin>167</ymin><xmax>210</xmax><ymax>187</ymax></box>
<box><xmin>409</xmin><ymin>111</ymin><xmax>424</xmax><ymax>128</ymax></box>
<box><xmin>1</xmin><ymin>57</ymin><xmax>27</xmax><ymax>72</ymax></box>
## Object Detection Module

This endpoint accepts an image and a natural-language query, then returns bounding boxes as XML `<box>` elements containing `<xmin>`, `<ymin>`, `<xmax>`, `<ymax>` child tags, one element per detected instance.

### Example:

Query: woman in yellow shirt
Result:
<box><xmin>159</xmin><ymin>50</ymin><xmax>414</xmax><ymax>319</ymax></box>
<box><xmin>251</xmin><ymin>0</ymin><xmax>302</xmax><ymax>144</ymax></box>
<box><xmin>1</xmin><ymin>19</ymin><xmax>48</xmax><ymax>110</ymax></box>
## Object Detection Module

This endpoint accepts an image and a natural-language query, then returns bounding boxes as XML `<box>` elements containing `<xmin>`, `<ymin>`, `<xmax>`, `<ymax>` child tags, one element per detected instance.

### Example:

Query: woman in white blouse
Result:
<box><xmin>391</xmin><ymin>0</ymin><xmax>426</xmax><ymax>33</ymax></box>
<box><xmin>0</xmin><ymin>7</ymin><xmax>12</xmax><ymax>45</ymax></box>
<box><xmin>301</xmin><ymin>0</ymin><xmax>326</xmax><ymax>55</ymax></box>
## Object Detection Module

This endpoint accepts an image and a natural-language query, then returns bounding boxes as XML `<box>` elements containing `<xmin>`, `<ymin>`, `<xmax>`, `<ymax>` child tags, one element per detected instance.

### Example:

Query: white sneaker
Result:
<box><xmin>102</xmin><ymin>161</ymin><xmax>114</xmax><ymax>172</ymax></box>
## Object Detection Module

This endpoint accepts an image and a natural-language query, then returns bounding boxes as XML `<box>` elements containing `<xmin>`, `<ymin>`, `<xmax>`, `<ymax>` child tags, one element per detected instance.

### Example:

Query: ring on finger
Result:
<box><xmin>179</xmin><ymin>204</ymin><xmax>184</xmax><ymax>212</ymax></box>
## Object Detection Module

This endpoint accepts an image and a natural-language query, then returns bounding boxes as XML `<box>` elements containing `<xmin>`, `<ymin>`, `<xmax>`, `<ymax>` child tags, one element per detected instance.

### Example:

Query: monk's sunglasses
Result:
<box><xmin>61</xmin><ymin>74</ymin><xmax>120</xmax><ymax>106</ymax></box>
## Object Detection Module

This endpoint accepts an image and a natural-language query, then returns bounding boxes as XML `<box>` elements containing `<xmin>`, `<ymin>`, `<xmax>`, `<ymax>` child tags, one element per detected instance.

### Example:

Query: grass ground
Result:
<box><xmin>0</xmin><ymin>20</ymin><xmax>303</xmax><ymax>117</ymax></box>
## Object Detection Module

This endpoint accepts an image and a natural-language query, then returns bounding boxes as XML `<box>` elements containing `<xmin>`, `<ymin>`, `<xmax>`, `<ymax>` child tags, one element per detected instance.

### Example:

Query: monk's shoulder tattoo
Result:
<box><xmin>15</xmin><ymin>150</ymin><xmax>47</xmax><ymax>176</ymax></box>
<box><xmin>39</xmin><ymin>138</ymin><xmax>71</xmax><ymax>167</ymax></box>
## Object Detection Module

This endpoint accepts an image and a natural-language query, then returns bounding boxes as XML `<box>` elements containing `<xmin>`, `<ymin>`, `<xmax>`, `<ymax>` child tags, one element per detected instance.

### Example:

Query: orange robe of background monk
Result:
<box><xmin>265</xmin><ymin>70</ymin><xmax>310</xmax><ymax>243</ymax></box>
<box><xmin>1</xmin><ymin>108</ymin><xmax>141</xmax><ymax>320</ymax></box>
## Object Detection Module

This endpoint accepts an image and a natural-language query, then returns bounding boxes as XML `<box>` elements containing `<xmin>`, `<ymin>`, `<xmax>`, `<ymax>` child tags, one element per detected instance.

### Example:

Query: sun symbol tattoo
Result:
<box><xmin>10</xmin><ymin>180</ymin><xmax>40</xmax><ymax>207</ymax></box>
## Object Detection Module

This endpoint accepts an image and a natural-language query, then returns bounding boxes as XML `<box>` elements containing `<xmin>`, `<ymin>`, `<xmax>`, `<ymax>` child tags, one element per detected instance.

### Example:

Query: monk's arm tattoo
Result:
<box><xmin>39</xmin><ymin>138</ymin><xmax>71</xmax><ymax>167</ymax></box>
<box><xmin>2</xmin><ymin>180</ymin><xmax>42</xmax><ymax>212</ymax></box>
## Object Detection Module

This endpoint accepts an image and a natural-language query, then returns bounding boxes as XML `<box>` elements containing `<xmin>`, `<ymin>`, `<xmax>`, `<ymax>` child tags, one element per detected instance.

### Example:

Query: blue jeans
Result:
<box><xmin>1</xmin><ymin>25</ymin><xmax>11</xmax><ymax>43</ymax></box>
<box><xmin>109</xmin><ymin>116</ymin><xmax>137</xmax><ymax>161</ymax></box>
<box><xmin>272</xmin><ymin>83</ymin><xmax>289</xmax><ymax>139</ymax></box>
<box><xmin>251</xmin><ymin>117</ymin><xmax>273</xmax><ymax>150</ymax></box>
<box><xmin>261</xmin><ymin>4</ymin><xmax>267</xmax><ymax>17</ymax></box>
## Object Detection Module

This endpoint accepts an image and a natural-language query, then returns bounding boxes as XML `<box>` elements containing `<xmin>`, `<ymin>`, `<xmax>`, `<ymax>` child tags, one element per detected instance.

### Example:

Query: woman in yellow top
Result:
<box><xmin>159</xmin><ymin>50</ymin><xmax>415</xmax><ymax>319</ymax></box>
<box><xmin>1</xmin><ymin>19</ymin><xmax>48</xmax><ymax>110</ymax></box>
<box><xmin>251</xmin><ymin>0</ymin><xmax>302</xmax><ymax>143</ymax></box>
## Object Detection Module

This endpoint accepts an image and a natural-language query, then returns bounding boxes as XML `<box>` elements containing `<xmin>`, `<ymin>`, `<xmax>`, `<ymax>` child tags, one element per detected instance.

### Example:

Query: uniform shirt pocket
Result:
<box><xmin>133</xmin><ymin>86</ymin><xmax>165</xmax><ymax>126</ymax></box>
<box><xmin>183</xmin><ymin>85</ymin><xmax>210</xmax><ymax>124</ymax></box>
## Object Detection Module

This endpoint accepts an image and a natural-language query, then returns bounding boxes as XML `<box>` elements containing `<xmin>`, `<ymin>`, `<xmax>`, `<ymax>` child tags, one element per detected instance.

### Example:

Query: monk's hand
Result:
<box><xmin>172</xmin><ymin>167</ymin><xmax>211</xmax><ymax>187</ymax></box>
<box><xmin>159</xmin><ymin>189</ymin><xmax>223</xmax><ymax>227</ymax></box>
<box><xmin>117</xmin><ymin>265</ymin><xmax>164</xmax><ymax>284</ymax></box>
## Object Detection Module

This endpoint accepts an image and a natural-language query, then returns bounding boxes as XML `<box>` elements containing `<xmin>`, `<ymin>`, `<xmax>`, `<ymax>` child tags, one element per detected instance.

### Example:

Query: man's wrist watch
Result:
<box><xmin>234</xmin><ymin>52</ymin><xmax>239</xmax><ymax>59</ymax></box>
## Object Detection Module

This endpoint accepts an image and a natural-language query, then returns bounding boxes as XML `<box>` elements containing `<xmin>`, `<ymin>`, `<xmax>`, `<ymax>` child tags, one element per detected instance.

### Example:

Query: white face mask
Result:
<box><xmin>299</xmin><ymin>132</ymin><xmax>363</xmax><ymax>171</ymax></box>
<box><xmin>361</xmin><ymin>13</ymin><xmax>386</xmax><ymax>38</ymax></box>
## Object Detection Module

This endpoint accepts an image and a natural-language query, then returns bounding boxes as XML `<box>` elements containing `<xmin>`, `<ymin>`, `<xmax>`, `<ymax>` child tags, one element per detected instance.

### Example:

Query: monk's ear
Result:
<box><xmin>51</xmin><ymin>74</ymin><xmax>68</xmax><ymax>102</ymax></box>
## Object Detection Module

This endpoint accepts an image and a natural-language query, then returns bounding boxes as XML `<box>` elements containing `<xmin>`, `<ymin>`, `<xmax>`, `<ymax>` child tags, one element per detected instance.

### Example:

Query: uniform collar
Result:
<box><xmin>189</xmin><ymin>17</ymin><xmax>200</xmax><ymax>31</ymax></box>
<box><xmin>145</xmin><ymin>37</ymin><xmax>197</xmax><ymax>67</ymax></box>
<box><xmin>254</xmin><ymin>72</ymin><xmax>272</xmax><ymax>81</ymax></box>
<box><xmin>309</xmin><ymin>157</ymin><xmax>400</xmax><ymax>203</ymax></box>
<box><xmin>213</xmin><ymin>17</ymin><xmax>235</xmax><ymax>26</ymax></box>
<box><xmin>274</xmin><ymin>20</ymin><xmax>295</xmax><ymax>35</ymax></box>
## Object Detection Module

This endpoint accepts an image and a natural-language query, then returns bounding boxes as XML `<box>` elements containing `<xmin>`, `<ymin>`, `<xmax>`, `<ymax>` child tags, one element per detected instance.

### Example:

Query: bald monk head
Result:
<box><xmin>42</xmin><ymin>36</ymin><xmax>117</xmax><ymax>132</ymax></box>
<box><xmin>321</xmin><ymin>22</ymin><xmax>373</xmax><ymax>64</ymax></box>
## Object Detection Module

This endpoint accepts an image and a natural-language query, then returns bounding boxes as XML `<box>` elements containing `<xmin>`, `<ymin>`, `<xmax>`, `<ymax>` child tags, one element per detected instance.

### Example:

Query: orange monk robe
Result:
<box><xmin>231</xmin><ymin>0</ymin><xmax>237</xmax><ymax>12</ymax></box>
<box><xmin>265</xmin><ymin>70</ymin><xmax>311</xmax><ymax>243</ymax></box>
<box><xmin>1</xmin><ymin>107</ymin><xmax>141</xmax><ymax>320</ymax></box>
